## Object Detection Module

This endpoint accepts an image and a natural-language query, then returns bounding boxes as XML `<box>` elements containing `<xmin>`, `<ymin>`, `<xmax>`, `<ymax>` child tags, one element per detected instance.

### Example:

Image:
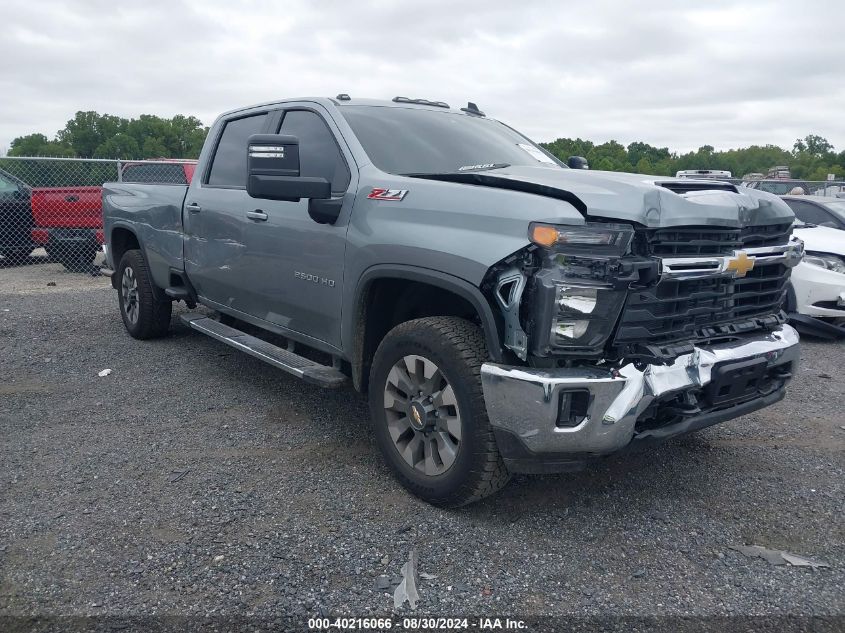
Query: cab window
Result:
<box><xmin>207</xmin><ymin>113</ymin><xmax>269</xmax><ymax>187</ymax></box>
<box><xmin>278</xmin><ymin>110</ymin><xmax>350</xmax><ymax>194</ymax></box>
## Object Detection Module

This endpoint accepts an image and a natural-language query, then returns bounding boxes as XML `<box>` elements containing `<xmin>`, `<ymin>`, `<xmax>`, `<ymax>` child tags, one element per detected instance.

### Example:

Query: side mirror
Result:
<box><xmin>246</xmin><ymin>134</ymin><xmax>331</xmax><ymax>202</ymax></box>
<box><xmin>567</xmin><ymin>156</ymin><xmax>589</xmax><ymax>170</ymax></box>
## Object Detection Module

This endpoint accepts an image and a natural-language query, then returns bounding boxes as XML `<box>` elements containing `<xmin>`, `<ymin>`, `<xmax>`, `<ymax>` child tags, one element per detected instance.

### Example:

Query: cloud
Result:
<box><xmin>2</xmin><ymin>0</ymin><xmax>843</xmax><ymax>154</ymax></box>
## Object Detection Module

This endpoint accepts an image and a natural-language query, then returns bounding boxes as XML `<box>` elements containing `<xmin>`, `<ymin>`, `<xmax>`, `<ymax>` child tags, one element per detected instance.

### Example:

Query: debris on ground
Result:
<box><xmin>729</xmin><ymin>545</ymin><xmax>830</xmax><ymax>569</ymax></box>
<box><xmin>169</xmin><ymin>470</ymin><xmax>190</xmax><ymax>483</ymax></box>
<box><xmin>393</xmin><ymin>550</ymin><xmax>419</xmax><ymax>610</ymax></box>
<box><xmin>419</xmin><ymin>572</ymin><xmax>437</xmax><ymax>580</ymax></box>
<box><xmin>98</xmin><ymin>369</ymin><xmax>112</xmax><ymax>377</ymax></box>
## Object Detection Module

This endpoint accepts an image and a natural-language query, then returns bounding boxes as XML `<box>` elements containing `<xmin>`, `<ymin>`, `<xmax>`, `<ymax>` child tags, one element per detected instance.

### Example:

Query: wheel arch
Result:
<box><xmin>348</xmin><ymin>265</ymin><xmax>503</xmax><ymax>393</ymax></box>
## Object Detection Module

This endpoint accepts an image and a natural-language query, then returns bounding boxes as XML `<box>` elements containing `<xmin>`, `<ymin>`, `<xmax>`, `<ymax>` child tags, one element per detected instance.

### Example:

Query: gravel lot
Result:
<box><xmin>0</xmin><ymin>260</ymin><xmax>843</xmax><ymax>631</ymax></box>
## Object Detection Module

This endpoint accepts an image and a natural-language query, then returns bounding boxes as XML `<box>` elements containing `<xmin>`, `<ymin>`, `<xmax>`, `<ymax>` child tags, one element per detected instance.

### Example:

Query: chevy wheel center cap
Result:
<box><xmin>408</xmin><ymin>401</ymin><xmax>427</xmax><ymax>430</ymax></box>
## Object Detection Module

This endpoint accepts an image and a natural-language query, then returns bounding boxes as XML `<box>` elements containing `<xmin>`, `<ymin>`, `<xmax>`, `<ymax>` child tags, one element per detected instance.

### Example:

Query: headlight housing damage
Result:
<box><xmin>804</xmin><ymin>252</ymin><xmax>845</xmax><ymax>274</ymax></box>
<box><xmin>528</xmin><ymin>222</ymin><xmax>636</xmax><ymax>356</ymax></box>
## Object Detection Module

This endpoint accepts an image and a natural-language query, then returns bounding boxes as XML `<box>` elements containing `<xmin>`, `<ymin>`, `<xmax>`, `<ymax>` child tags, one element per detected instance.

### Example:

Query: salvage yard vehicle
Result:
<box><xmin>0</xmin><ymin>168</ymin><xmax>34</xmax><ymax>262</ymax></box>
<box><xmin>782</xmin><ymin>194</ymin><xmax>845</xmax><ymax>231</ymax></box>
<box><xmin>786</xmin><ymin>220</ymin><xmax>845</xmax><ymax>338</ymax></box>
<box><xmin>30</xmin><ymin>185</ymin><xmax>103</xmax><ymax>271</ymax></box>
<box><xmin>102</xmin><ymin>95</ymin><xmax>804</xmax><ymax>506</ymax></box>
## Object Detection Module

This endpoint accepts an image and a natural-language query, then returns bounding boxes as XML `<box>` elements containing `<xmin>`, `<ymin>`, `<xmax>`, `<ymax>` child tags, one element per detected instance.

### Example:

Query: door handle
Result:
<box><xmin>186</xmin><ymin>202</ymin><xmax>202</xmax><ymax>213</ymax></box>
<box><xmin>246</xmin><ymin>210</ymin><xmax>268</xmax><ymax>221</ymax></box>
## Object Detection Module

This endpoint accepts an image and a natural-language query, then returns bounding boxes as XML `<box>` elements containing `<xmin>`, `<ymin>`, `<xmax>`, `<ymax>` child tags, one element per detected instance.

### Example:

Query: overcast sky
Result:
<box><xmin>2</xmin><ymin>0</ymin><xmax>844</xmax><ymax>155</ymax></box>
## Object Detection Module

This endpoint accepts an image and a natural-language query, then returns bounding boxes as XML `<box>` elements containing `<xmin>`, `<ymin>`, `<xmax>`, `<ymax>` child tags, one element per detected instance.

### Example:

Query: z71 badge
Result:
<box><xmin>367</xmin><ymin>188</ymin><xmax>408</xmax><ymax>201</ymax></box>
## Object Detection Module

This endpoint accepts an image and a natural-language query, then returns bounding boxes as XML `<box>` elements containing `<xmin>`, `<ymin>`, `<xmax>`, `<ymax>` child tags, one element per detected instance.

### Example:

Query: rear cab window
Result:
<box><xmin>122</xmin><ymin>163</ymin><xmax>188</xmax><ymax>184</ymax></box>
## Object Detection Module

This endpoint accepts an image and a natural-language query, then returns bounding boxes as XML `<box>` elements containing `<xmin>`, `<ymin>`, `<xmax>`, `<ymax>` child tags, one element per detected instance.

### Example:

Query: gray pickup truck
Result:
<box><xmin>103</xmin><ymin>95</ymin><xmax>804</xmax><ymax>506</ymax></box>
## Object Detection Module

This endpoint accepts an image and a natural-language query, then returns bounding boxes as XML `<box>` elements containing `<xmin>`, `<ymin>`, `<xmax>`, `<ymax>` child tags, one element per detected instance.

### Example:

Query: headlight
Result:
<box><xmin>531</xmin><ymin>271</ymin><xmax>628</xmax><ymax>356</ymax></box>
<box><xmin>527</xmin><ymin>222</ymin><xmax>638</xmax><ymax>356</ymax></box>
<box><xmin>804</xmin><ymin>252</ymin><xmax>845</xmax><ymax>274</ymax></box>
<box><xmin>548</xmin><ymin>282</ymin><xmax>626</xmax><ymax>348</ymax></box>
<box><xmin>529</xmin><ymin>222</ymin><xmax>634</xmax><ymax>256</ymax></box>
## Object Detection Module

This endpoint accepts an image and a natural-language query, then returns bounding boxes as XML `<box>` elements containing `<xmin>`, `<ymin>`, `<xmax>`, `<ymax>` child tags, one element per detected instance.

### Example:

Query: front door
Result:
<box><xmin>238</xmin><ymin>106</ymin><xmax>354</xmax><ymax>347</ymax></box>
<box><xmin>184</xmin><ymin>105</ymin><xmax>354</xmax><ymax>349</ymax></box>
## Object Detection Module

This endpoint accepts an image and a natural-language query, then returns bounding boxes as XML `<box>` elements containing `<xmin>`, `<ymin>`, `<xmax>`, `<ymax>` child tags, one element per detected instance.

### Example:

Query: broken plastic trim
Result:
<box><xmin>495</xmin><ymin>267</ymin><xmax>529</xmax><ymax>361</ymax></box>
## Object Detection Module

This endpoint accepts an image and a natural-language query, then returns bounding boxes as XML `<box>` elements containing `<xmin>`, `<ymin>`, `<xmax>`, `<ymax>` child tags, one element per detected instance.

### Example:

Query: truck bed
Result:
<box><xmin>102</xmin><ymin>182</ymin><xmax>189</xmax><ymax>290</ymax></box>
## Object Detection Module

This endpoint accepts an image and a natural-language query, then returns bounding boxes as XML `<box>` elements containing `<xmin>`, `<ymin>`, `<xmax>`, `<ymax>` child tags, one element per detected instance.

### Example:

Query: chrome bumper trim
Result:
<box><xmin>660</xmin><ymin>237</ymin><xmax>804</xmax><ymax>280</ymax></box>
<box><xmin>480</xmin><ymin>324</ymin><xmax>800</xmax><ymax>456</ymax></box>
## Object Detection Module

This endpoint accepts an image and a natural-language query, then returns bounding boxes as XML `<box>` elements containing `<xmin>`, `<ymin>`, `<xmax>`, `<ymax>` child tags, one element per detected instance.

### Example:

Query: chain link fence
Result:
<box><xmin>0</xmin><ymin>157</ymin><xmax>196</xmax><ymax>273</ymax></box>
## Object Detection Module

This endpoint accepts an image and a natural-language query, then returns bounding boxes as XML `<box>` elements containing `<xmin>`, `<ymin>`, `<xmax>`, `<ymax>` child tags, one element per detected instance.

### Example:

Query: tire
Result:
<box><xmin>47</xmin><ymin>245</ymin><xmax>97</xmax><ymax>273</ymax></box>
<box><xmin>117</xmin><ymin>249</ymin><xmax>172</xmax><ymax>339</ymax></box>
<box><xmin>368</xmin><ymin>316</ymin><xmax>510</xmax><ymax>507</ymax></box>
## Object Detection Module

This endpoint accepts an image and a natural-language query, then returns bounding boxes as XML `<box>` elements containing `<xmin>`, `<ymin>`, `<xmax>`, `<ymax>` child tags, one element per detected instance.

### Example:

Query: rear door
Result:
<box><xmin>183</xmin><ymin>111</ymin><xmax>271</xmax><ymax>309</ymax></box>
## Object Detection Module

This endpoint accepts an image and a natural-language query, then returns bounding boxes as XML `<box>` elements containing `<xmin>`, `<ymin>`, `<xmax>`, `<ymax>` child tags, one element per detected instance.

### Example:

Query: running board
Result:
<box><xmin>180</xmin><ymin>314</ymin><xmax>348</xmax><ymax>388</ymax></box>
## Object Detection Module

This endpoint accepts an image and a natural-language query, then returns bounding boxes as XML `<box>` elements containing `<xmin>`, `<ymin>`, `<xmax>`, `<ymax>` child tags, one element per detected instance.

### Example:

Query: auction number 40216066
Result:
<box><xmin>307</xmin><ymin>617</ymin><xmax>528</xmax><ymax>630</ymax></box>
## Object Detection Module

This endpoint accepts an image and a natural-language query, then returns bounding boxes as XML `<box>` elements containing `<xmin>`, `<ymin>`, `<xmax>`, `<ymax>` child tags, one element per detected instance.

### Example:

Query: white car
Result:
<box><xmin>788</xmin><ymin>222</ymin><xmax>845</xmax><ymax>337</ymax></box>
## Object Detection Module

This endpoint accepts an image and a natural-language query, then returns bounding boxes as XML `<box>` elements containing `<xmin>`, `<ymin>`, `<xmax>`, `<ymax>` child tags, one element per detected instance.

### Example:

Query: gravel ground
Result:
<box><xmin>0</xmin><ymin>261</ymin><xmax>843</xmax><ymax>630</ymax></box>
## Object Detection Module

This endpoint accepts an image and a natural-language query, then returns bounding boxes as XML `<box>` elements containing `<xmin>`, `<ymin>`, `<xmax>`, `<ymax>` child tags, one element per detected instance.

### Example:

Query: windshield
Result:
<box><xmin>340</xmin><ymin>105</ymin><xmax>564</xmax><ymax>175</ymax></box>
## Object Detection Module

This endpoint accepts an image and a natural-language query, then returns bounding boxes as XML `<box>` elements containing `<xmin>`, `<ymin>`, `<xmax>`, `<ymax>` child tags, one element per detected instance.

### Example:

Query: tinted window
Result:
<box><xmin>122</xmin><ymin>163</ymin><xmax>187</xmax><ymax>184</ymax></box>
<box><xmin>785</xmin><ymin>200</ymin><xmax>833</xmax><ymax>225</ymax></box>
<box><xmin>340</xmin><ymin>105</ymin><xmax>563</xmax><ymax>175</ymax></box>
<box><xmin>280</xmin><ymin>110</ymin><xmax>350</xmax><ymax>193</ymax></box>
<box><xmin>821</xmin><ymin>200</ymin><xmax>845</xmax><ymax>224</ymax></box>
<box><xmin>208</xmin><ymin>113</ymin><xmax>268</xmax><ymax>187</ymax></box>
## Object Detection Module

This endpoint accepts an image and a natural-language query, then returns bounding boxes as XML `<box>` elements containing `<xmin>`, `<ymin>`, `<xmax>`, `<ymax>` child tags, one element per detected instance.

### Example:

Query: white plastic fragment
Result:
<box><xmin>393</xmin><ymin>550</ymin><xmax>419</xmax><ymax>609</ymax></box>
<box><xmin>98</xmin><ymin>369</ymin><xmax>112</xmax><ymax>377</ymax></box>
<box><xmin>730</xmin><ymin>545</ymin><xmax>830</xmax><ymax>569</ymax></box>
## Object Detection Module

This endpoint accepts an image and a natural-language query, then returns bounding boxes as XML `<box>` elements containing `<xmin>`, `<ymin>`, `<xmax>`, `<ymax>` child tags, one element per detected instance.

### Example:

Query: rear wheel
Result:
<box><xmin>117</xmin><ymin>249</ymin><xmax>172</xmax><ymax>339</ymax></box>
<box><xmin>368</xmin><ymin>317</ymin><xmax>510</xmax><ymax>507</ymax></box>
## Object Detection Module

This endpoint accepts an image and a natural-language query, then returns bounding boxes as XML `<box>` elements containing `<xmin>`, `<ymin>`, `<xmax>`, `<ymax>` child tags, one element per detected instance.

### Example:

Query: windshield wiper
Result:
<box><xmin>400</xmin><ymin>163</ymin><xmax>510</xmax><ymax>177</ymax></box>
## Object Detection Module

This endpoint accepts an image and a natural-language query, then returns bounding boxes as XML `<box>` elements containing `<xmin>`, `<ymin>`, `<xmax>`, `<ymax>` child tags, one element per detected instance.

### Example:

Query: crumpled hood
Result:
<box><xmin>429</xmin><ymin>165</ymin><xmax>796</xmax><ymax>229</ymax></box>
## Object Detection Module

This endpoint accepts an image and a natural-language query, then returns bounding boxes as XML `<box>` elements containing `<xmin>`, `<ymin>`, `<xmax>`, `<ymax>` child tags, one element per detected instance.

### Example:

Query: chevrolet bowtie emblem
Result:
<box><xmin>726</xmin><ymin>251</ymin><xmax>755</xmax><ymax>277</ymax></box>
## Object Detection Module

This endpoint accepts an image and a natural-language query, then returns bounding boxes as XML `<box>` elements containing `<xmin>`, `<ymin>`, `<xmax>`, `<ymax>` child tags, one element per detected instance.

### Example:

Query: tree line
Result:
<box><xmin>541</xmin><ymin>134</ymin><xmax>845</xmax><ymax>181</ymax></box>
<box><xmin>6</xmin><ymin>110</ymin><xmax>845</xmax><ymax>181</ymax></box>
<box><xmin>7</xmin><ymin>111</ymin><xmax>207</xmax><ymax>159</ymax></box>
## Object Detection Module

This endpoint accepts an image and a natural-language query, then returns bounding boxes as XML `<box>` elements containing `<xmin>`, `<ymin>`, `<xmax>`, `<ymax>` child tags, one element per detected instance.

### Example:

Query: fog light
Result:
<box><xmin>557</xmin><ymin>389</ymin><xmax>591</xmax><ymax>427</ymax></box>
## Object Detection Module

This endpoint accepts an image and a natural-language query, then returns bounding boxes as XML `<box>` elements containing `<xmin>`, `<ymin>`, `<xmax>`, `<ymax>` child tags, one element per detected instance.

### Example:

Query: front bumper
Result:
<box><xmin>480</xmin><ymin>324</ymin><xmax>800</xmax><ymax>473</ymax></box>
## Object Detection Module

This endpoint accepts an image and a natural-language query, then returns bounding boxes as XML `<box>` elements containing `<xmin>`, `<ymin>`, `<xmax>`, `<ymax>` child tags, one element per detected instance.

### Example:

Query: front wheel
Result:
<box><xmin>368</xmin><ymin>317</ymin><xmax>510</xmax><ymax>507</ymax></box>
<box><xmin>117</xmin><ymin>249</ymin><xmax>172</xmax><ymax>339</ymax></box>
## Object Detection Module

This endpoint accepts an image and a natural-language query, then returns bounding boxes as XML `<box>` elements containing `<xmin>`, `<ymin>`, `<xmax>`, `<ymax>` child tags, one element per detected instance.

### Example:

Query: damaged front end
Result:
<box><xmin>480</xmin><ymin>219</ymin><xmax>803</xmax><ymax>473</ymax></box>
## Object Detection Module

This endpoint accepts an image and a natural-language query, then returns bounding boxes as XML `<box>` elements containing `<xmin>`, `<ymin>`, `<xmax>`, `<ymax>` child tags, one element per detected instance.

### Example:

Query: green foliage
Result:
<box><xmin>9</xmin><ymin>133</ymin><xmax>75</xmax><ymax>157</ymax></box>
<box><xmin>8</xmin><ymin>111</ymin><xmax>209</xmax><ymax>159</ymax></box>
<box><xmin>541</xmin><ymin>134</ymin><xmax>844</xmax><ymax>180</ymax></box>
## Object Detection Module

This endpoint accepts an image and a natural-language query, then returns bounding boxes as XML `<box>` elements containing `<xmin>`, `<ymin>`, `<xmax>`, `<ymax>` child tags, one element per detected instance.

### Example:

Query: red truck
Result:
<box><xmin>30</xmin><ymin>161</ymin><xmax>196</xmax><ymax>271</ymax></box>
<box><xmin>30</xmin><ymin>186</ymin><xmax>104</xmax><ymax>271</ymax></box>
